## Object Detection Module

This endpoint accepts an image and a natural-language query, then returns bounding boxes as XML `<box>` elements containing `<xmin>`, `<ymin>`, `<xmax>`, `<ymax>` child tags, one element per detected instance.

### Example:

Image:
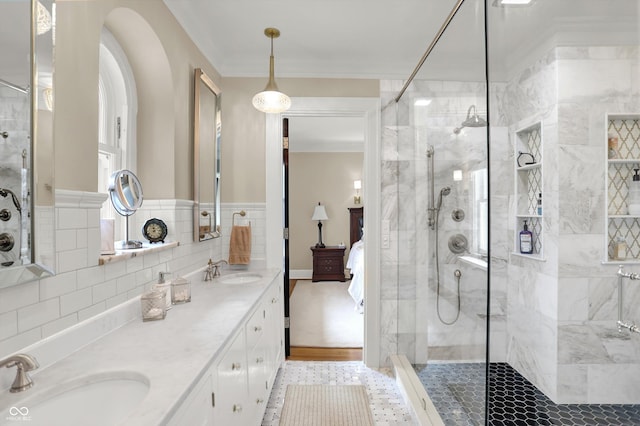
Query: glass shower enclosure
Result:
<box><xmin>384</xmin><ymin>0</ymin><xmax>640</xmax><ymax>423</ymax></box>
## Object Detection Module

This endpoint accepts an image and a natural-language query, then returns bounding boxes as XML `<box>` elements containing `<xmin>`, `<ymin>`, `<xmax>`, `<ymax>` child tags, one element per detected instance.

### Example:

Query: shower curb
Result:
<box><xmin>391</xmin><ymin>354</ymin><xmax>444</xmax><ymax>426</ymax></box>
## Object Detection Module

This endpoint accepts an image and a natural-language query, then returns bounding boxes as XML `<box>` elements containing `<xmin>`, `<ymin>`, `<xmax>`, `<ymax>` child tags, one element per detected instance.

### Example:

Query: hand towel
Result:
<box><xmin>229</xmin><ymin>225</ymin><xmax>251</xmax><ymax>264</ymax></box>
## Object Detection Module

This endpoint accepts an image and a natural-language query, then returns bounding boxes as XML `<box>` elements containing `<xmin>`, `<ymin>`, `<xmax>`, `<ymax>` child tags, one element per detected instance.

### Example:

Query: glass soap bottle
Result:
<box><xmin>171</xmin><ymin>277</ymin><xmax>191</xmax><ymax>304</ymax></box>
<box><xmin>141</xmin><ymin>290</ymin><xmax>167</xmax><ymax>321</ymax></box>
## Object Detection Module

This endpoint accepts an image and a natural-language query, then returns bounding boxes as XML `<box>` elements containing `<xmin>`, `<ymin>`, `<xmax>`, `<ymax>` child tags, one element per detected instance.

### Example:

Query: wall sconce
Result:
<box><xmin>252</xmin><ymin>27</ymin><xmax>291</xmax><ymax>114</ymax></box>
<box><xmin>311</xmin><ymin>202</ymin><xmax>329</xmax><ymax>248</ymax></box>
<box><xmin>353</xmin><ymin>180</ymin><xmax>362</xmax><ymax>204</ymax></box>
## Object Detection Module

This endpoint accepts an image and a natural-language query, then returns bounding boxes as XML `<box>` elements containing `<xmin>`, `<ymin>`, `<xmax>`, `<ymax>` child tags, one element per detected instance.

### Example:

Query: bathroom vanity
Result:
<box><xmin>0</xmin><ymin>269</ymin><xmax>284</xmax><ymax>426</ymax></box>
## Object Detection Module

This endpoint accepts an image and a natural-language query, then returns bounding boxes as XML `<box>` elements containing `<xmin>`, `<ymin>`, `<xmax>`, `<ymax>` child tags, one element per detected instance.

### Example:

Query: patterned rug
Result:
<box><xmin>279</xmin><ymin>384</ymin><xmax>374</xmax><ymax>426</ymax></box>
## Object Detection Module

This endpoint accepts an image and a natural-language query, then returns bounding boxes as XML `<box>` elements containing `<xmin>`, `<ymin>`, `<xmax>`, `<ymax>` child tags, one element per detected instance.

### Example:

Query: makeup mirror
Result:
<box><xmin>108</xmin><ymin>169</ymin><xmax>143</xmax><ymax>249</ymax></box>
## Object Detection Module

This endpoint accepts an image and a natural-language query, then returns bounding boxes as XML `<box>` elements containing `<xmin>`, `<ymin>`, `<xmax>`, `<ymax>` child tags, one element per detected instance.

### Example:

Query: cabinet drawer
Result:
<box><xmin>246</xmin><ymin>304</ymin><xmax>266</xmax><ymax>349</ymax></box>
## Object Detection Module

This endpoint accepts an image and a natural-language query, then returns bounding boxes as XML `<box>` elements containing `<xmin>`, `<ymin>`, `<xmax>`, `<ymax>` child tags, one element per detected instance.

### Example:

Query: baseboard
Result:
<box><xmin>290</xmin><ymin>269</ymin><xmax>312</xmax><ymax>279</ymax></box>
<box><xmin>391</xmin><ymin>354</ymin><xmax>444</xmax><ymax>426</ymax></box>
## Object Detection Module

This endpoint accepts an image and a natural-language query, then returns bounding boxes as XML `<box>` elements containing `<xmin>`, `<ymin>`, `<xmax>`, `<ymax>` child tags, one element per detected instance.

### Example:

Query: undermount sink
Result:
<box><xmin>219</xmin><ymin>272</ymin><xmax>263</xmax><ymax>284</ymax></box>
<box><xmin>1</xmin><ymin>371</ymin><xmax>149</xmax><ymax>426</ymax></box>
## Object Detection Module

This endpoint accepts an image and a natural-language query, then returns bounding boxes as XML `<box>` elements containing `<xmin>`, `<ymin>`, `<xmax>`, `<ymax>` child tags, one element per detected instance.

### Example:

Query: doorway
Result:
<box><xmin>264</xmin><ymin>97</ymin><xmax>382</xmax><ymax>367</ymax></box>
<box><xmin>285</xmin><ymin>116</ymin><xmax>365</xmax><ymax>361</ymax></box>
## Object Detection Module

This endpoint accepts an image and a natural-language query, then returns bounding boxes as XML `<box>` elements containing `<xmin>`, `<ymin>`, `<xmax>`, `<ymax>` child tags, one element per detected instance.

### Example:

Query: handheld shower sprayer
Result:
<box><xmin>0</xmin><ymin>188</ymin><xmax>22</xmax><ymax>215</ymax></box>
<box><xmin>437</xmin><ymin>186</ymin><xmax>451</xmax><ymax>210</ymax></box>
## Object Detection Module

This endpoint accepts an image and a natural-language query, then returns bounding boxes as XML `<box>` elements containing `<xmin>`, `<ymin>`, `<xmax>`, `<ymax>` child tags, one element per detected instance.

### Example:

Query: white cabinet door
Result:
<box><xmin>214</xmin><ymin>327</ymin><xmax>248</xmax><ymax>425</ymax></box>
<box><xmin>167</xmin><ymin>373</ymin><xmax>214</xmax><ymax>426</ymax></box>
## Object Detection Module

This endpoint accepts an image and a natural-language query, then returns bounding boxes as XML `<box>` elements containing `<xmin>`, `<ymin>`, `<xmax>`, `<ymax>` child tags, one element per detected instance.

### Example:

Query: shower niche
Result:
<box><xmin>513</xmin><ymin>121</ymin><xmax>544</xmax><ymax>259</ymax></box>
<box><xmin>605</xmin><ymin>114</ymin><xmax>640</xmax><ymax>263</ymax></box>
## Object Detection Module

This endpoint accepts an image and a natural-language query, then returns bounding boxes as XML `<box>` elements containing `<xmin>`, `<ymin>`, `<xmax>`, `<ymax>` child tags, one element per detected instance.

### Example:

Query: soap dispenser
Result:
<box><xmin>519</xmin><ymin>220</ymin><xmax>533</xmax><ymax>254</ymax></box>
<box><xmin>629</xmin><ymin>168</ymin><xmax>640</xmax><ymax>215</ymax></box>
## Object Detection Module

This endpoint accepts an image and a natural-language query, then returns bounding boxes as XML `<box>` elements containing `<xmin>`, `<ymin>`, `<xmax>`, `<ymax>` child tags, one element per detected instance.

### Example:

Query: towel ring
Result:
<box><xmin>233</xmin><ymin>210</ymin><xmax>250</xmax><ymax>226</ymax></box>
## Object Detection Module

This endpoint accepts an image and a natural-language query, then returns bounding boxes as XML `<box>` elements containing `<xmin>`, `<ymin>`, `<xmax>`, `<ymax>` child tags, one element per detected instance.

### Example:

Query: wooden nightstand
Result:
<box><xmin>310</xmin><ymin>246</ymin><xmax>346</xmax><ymax>282</ymax></box>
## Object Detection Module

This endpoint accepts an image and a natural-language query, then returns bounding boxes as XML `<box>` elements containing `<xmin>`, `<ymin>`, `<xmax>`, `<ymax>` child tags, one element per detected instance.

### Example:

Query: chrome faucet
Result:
<box><xmin>0</xmin><ymin>354</ymin><xmax>39</xmax><ymax>393</ymax></box>
<box><xmin>211</xmin><ymin>259</ymin><xmax>228</xmax><ymax>277</ymax></box>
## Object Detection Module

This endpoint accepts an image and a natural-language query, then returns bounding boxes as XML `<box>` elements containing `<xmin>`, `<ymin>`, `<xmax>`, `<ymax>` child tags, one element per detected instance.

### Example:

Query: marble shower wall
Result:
<box><xmin>379</xmin><ymin>79</ymin><xmax>494</xmax><ymax>366</ymax></box>
<box><xmin>0</xmin><ymin>86</ymin><xmax>30</xmax><ymax>267</ymax></box>
<box><xmin>502</xmin><ymin>45</ymin><xmax>640</xmax><ymax>404</ymax></box>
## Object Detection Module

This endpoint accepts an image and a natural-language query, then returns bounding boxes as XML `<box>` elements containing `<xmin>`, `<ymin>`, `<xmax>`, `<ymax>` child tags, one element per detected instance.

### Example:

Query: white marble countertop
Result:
<box><xmin>0</xmin><ymin>268</ymin><xmax>281</xmax><ymax>425</ymax></box>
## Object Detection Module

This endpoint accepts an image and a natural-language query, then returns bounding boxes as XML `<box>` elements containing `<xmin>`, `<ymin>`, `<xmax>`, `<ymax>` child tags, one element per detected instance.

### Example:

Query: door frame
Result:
<box><xmin>265</xmin><ymin>97</ymin><xmax>381</xmax><ymax>367</ymax></box>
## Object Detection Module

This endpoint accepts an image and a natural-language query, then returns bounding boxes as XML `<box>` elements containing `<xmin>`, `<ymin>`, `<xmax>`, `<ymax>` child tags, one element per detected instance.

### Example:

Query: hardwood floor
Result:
<box><xmin>287</xmin><ymin>279</ymin><xmax>362</xmax><ymax>362</ymax></box>
<box><xmin>288</xmin><ymin>346</ymin><xmax>362</xmax><ymax>361</ymax></box>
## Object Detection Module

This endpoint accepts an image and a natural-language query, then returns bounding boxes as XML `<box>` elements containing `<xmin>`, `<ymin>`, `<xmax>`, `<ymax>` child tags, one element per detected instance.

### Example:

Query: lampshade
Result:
<box><xmin>312</xmin><ymin>204</ymin><xmax>329</xmax><ymax>221</ymax></box>
<box><xmin>252</xmin><ymin>28</ymin><xmax>291</xmax><ymax>114</ymax></box>
<box><xmin>353</xmin><ymin>180</ymin><xmax>362</xmax><ymax>190</ymax></box>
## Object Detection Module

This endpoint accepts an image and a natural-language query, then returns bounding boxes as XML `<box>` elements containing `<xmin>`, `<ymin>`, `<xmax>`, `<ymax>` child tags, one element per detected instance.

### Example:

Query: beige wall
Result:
<box><xmin>54</xmin><ymin>0</ymin><xmax>221</xmax><ymax>199</ymax></box>
<box><xmin>289</xmin><ymin>152</ymin><xmax>363</xmax><ymax>271</ymax></box>
<box><xmin>220</xmin><ymin>77</ymin><xmax>378</xmax><ymax>203</ymax></box>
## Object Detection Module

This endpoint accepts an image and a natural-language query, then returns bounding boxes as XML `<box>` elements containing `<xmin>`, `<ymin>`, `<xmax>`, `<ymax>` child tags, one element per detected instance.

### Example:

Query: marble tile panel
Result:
<box><xmin>558</xmin><ymin>59</ymin><xmax>635</xmax><ymax>102</ymax></box>
<box><xmin>555</xmin><ymin>364</ymin><xmax>588</xmax><ymax>404</ymax></box>
<box><xmin>587</xmin><ymin>363</ymin><xmax>640</xmax><ymax>404</ymax></box>
<box><xmin>558</xmin><ymin>323</ymin><xmax>612</xmax><ymax>364</ymax></box>
<box><xmin>558</xmin><ymin>234</ymin><xmax>606</xmax><ymax>278</ymax></box>
<box><xmin>558</xmin><ymin>278</ymin><xmax>589</xmax><ymax>321</ymax></box>
<box><xmin>588</xmin><ymin>276</ymin><xmax>618</xmax><ymax>321</ymax></box>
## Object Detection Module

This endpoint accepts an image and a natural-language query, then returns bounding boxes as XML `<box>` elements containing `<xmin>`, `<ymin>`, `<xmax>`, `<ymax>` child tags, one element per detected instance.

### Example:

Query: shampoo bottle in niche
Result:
<box><xmin>519</xmin><ymin>220</ymin><xmax>533</xmax><ymax>254</ymax></box>
<box><xmin>537</xmin><ymin>193</ymin><xmax>542</xmax><ymax>215</ymax></box>
<box><xmin>629</xmin><ymin>168</ymin><xmax>640</xmax><ymax>215</ymax></box>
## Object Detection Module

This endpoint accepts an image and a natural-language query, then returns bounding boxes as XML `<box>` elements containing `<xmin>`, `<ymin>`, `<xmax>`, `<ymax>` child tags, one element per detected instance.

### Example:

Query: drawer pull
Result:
<box><xmin>256</xmin><ymin>398</ymin><xmax>264</xmax><ymax>404</ymax></box>
<box><xmin>256</xmin><ymin>357</ymin><xmax>264</xmax><ymax>363</ymax></box>
<box><xmin>254</xmin><ymin>326</ymin><xmax>262</xmax><ymax>332</ymax></box>
<box><xmin>233</xmin><ymin>404</ymin><xmax>242</xmax><ymax>413</ymax></box>
<box><xmin>271</xmin><ymin>297</ymin><xmax>278</xmax><ymax>304</ymax></box>
<box><xmin>231</xmin><ymin>362</ymin><xmax>241</xmax><ymax>370</ymax></box>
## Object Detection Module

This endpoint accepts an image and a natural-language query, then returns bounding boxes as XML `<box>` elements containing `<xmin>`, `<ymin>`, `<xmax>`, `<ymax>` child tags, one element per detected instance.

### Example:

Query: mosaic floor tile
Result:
<box><xmin>262</xmin><ymin>360</ymin><xmax>415</xmax><ymax>426</ymax></box>
<box><xmin>414</xmin><ymin>362</ymin><xmax>640</xmax><ymax>426</ymax></box>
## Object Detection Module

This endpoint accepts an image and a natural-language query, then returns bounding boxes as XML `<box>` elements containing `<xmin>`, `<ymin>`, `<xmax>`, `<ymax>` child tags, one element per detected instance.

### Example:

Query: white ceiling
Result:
<box><xmin>163</xmin><ymin>0</ymin><xmax>638</xmax><ymax>81</ymax></box>
<box><xmin>163</xmin><ymin>0</ymin><xmax>638</xmax><ymax>150</ymax></box>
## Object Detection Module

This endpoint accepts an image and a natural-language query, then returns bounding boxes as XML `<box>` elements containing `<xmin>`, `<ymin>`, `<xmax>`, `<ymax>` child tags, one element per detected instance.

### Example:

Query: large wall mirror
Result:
<box><xmin>0</xmin><ymin>0</ymin><xmax>55</xmax><ymax>289</ymax></box>
<box><xmin>193</xmin><ymin>68</ymin><xmax>221</xmax><ymax>241</ymax></box>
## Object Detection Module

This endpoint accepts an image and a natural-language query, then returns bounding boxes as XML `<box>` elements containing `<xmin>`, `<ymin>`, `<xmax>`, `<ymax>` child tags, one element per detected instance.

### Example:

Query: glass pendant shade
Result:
<box><xmin>252</xmin><ymin>28</ymin><xmax>291</xmax><ymax>114</ymax></box>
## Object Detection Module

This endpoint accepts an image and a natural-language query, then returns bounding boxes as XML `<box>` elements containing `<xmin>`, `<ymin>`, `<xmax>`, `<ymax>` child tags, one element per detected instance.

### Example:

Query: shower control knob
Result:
<box><xmin>0</xmin><ymin>209</ymin><xmax>11</xmax><ymax>221</ymax></box>
<box><xmin>0</xmin><ymin>233</ymin><xmax>14</xmax><ymax>252</ymax></box>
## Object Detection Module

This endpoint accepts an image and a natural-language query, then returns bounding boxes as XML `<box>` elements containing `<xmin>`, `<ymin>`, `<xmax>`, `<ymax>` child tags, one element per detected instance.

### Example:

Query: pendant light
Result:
<box><xmin>252</xmin><ymin>27</ymin><xmax>291</xmax><ymax>114</ymax></box>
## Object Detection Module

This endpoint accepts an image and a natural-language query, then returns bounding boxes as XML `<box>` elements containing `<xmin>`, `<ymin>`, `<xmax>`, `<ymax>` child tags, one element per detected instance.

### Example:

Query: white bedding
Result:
<box><xmin>347</xmin><ymin>239</ymin><xmax>364</xmax><ymax>311</ymax></box>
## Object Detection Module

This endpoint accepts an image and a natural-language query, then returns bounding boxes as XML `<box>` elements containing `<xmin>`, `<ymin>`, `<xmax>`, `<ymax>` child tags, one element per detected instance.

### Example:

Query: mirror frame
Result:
<box><xmin>193</xmin><ymin>68</ymin><xmax>221</xmax><ymax>242</ymax></box>
<box><xmin>0</xmin><ymin>0</ymin><xmax>55</xmax><ymax>289</ymax></box>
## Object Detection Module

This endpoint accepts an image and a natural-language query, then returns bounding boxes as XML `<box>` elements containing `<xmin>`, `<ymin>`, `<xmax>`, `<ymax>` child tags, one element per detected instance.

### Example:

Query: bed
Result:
<box><xmin>347</xmin><ymin>239</ymin><xmax>364</xmax><ymax>311</ymax></box>
<box><xmin>347</xmin><ymin>207</ymin><xmax>364</xmax><ymax>311</ymax></box>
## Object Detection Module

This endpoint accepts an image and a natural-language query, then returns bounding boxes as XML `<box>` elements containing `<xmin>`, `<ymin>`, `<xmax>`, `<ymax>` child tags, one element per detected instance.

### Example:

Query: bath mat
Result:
<box><xmin>279</xmin><ymin>384</ymin><xmax>374</xmax><ymax>426</ymax></box>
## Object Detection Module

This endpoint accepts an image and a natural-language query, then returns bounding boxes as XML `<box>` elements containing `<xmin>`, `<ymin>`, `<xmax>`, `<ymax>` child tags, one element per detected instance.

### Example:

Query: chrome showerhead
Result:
<box><xmin>453</xmin><ymin>105</ymin><xmax>487</xmax><ymax>134</ymax></box>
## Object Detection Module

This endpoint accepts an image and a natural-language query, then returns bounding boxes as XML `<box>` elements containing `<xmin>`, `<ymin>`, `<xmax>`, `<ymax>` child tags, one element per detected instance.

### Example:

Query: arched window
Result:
<box><xmin>98</xmin><ymin>28</ymin><xmax>137</xmax><ymax>235</ymax></box>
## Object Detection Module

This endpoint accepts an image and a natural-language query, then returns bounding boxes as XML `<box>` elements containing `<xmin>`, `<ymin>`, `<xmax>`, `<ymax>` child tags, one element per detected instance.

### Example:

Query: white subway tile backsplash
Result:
<box><xmin>39</xmin><ymin>271</ymin><xmax>77</xmax><ymax>300</ymax></box>
<box><xmin>78</xmin><ymin>302</ymin><xmax>107</xmax><ymax>322</ymax></box>
<box><xmin>57</xmin><ymin>207</ymin><xmax>88</xmax><ymax>230</ymax></box>
<box><xmin>18</xmin><ymin>298</ymin><xmax>60</xmax><ymax>332</ymax></box>
<box><xmin>0</xmin><ymin>281</ymin><xmax>39</xmax><ymax>314</ymax></box>
<box><xmin>41</xmin><ymin>314</ymin><xmax>78</xmax><ymax>338</ymax></box>
<box><xmin>57</xmin><ymin>247</ymin><xmax>89</xmax><ymax>273</ymax></box>
<box><xmin>0</xmin><ymin>311</ymin><xmax>17</xmax><ymax>340</ymax></box>
<box><xmin>56</xmin><ymin>229</ymin><xmax>77</xmax><ymax>251</ymax></box>
<box><xmin>0</xmin><ymin>197</ymin><xmax>264</xmax><ymax>363</ymax></box>
<box><xmin>60</xmin><ymin>288</ymin><xmax>92</xmax><ymax>317</ymax></box>
<box><xmin>76</xmin><ymin>265</ymin><xmax>105</xmax><ymax>289</ymax></box>
<box><xmin>92</xmin><ymin>280</ymin><xmax>117</xmax><ymax>303</ymax></box>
